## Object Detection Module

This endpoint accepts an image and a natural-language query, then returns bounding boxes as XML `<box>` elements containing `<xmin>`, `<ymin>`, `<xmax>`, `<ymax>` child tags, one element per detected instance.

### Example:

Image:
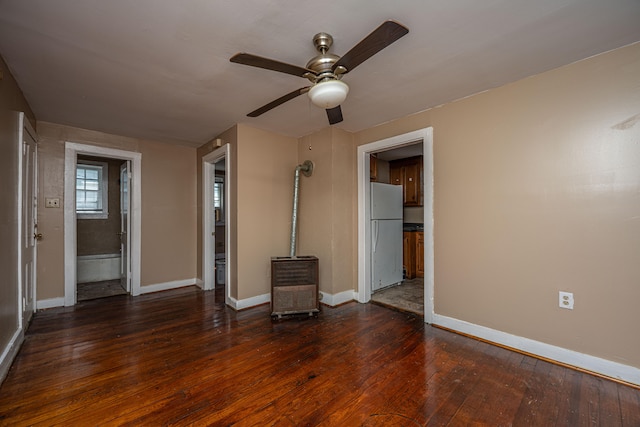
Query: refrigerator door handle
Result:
<box><xmin>372</xmin><ymin>220</ymin><xmax>379</xmax><ymax>252</ymax></box>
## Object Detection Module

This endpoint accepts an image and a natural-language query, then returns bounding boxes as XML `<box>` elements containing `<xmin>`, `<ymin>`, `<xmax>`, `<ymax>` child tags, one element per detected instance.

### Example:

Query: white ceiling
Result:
<box><xmin>1</xmin><ymin>1</ymin><xmax>639</xmax><ymax>148</ymax></box>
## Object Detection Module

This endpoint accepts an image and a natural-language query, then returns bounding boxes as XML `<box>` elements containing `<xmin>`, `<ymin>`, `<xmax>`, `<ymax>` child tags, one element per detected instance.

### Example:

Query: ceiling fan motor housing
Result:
<box><xmin>306</xmin><ymin>32</ymin><xmax>343</xmax><ymax>82</ymax></box>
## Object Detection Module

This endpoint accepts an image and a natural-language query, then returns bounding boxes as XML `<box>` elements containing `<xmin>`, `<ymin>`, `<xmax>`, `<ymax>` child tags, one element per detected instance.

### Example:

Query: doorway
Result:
<box><xmin>202</xmin><ymin>144</ymin><xmax>231</xmax><ymax>305</ymax></box>
<box><xmin>63</xmin><ymin>143</ymin><xmax>141</xmax><ymax>306</ymax></box>
<box><xmin>75</xmin><ymin>155</ymin><xmax>129</xmax><ymax>301</ymax></box>
<box><xmin>369</xmin><ymin>143</ymin><xmax>424</xmax><ymax>315</ymax></box>
<box><xmin>356</xmin><ymin>127</ymin><xmax>434</xmax><ymax>322</ymax></box>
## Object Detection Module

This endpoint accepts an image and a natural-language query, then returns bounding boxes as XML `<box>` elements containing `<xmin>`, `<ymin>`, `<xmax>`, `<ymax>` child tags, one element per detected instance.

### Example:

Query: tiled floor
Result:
<box><xmin>77</xmin><ymin>279</ymin><xmax>128</xmax><ymax>301</ymax></box>
<box><xmin>370</xmin><ymin>277</ymin><xmax>424</xmax><ymax>315</ymax></box>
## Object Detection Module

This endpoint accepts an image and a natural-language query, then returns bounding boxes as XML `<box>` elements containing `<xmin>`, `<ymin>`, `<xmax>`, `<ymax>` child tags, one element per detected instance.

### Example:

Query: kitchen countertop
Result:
<box><xmin>403</xmin><ymin>223</ymin><xmax>424</xmax><ymax>232</ymax></box>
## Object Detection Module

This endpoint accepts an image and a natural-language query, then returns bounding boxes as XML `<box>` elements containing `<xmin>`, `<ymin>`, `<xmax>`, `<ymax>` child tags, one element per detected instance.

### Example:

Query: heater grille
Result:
<box><xmin>271</xmin><ymin>256</ymin><xmax>319</xmax><ymax>318</ymax></box>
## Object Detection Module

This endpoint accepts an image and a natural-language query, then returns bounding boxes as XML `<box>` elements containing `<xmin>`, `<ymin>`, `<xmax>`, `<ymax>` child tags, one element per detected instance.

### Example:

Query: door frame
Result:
<box><xmin>119</xmin><ymin>161</ymin><xmax>132</xmax><ymax>293</ymax></box>
<box><xmin>356</xmin><ymin>127</ymin><xmax>435</xmax><ymax>323</ymax></box>
<box><xmin>64</xmin><ymin>142</ymin><xmax>142</xmax><ymax>306</ymax></box>
<box><xmin>202</xmin><ymin>143</ymin><xmax>231</xmax><ymax>305</ymax></box>
<box><xmin>17</xmin><ymin>112</ymin><xmax>38</xmax><ymax>326</ymax></box>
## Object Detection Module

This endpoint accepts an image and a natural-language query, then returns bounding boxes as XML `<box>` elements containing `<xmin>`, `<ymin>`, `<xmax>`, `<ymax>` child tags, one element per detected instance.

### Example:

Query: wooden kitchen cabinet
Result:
<box><xmin>416</xmin><ymin>232</ymin><xmax>424</xmax><ymax>278</ymax></box>
<box><xmin>370</xmin><ymin>153</ymin><xmax>378</xmax><ymax>182</ymax></box>
<box><xmin>403</xmin><ymin>232</ymin><xmax>415</xmax><ymax>279</ymax></box>
<box><xmin>389</xmin><ymin>156</ymin><xmax>423</xmax><ymax>206</ymax></box>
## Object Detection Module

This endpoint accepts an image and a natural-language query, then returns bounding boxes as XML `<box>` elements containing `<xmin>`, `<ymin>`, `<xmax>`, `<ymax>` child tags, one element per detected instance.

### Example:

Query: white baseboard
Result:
<box><xmin>0</xmin><ymin>328</ymin><xmax>24</xmax><ymax>385</ymax></box>
<box><xmin>432</xmin><ymin>313</ymin><xmax>640</xmax><ymax>387</ymax></box>
<box><xmin>36</xmin><ymin>297</ymin><xmax>65</xmax><ymax>310</ymax></box>
<box><xmin>320</xmin><ymin>290</ymin><xmax>356</xmax><ymax>307</ymax></box>
<box><xmin>138</xmin><ymin>278</ymin><xmax>197</xmax><ymax>295</ymax></box>
<box><xmin>229</xmin><ymin>290</ymin><xmax>357</xmax><ymax>311</ymax></box>
<box><xmin>194</xmin><ymin>278</ymin><xmax>204</xmax><ymax>289</ymax></box>
<box><xmin>230</xmin><ymin>293</ymin><xmax>270</xmax><ymax>311</ymax></box>
<box><xmin>37</xmin><ymin>279</ymin><xmax>197</xmax><ymax>308</ymax></box>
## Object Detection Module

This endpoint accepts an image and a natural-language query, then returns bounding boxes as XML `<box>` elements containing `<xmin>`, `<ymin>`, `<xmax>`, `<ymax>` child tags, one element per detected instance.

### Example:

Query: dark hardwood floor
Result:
<box><xmin>1</xmin><ymin>286</ymin><xmax>639</xmax><ymax>426</ymax></box>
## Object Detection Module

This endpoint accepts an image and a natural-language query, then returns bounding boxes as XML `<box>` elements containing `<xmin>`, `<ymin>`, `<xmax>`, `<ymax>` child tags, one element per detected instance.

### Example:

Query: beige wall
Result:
<box><xmin>196</xmin><ymin>124</ymin><xmax>356</xmax><ymax>301</ymax></box>
<box><xmin>196</xmin><ymin>124</ymin><xmax>298</xmax><ymax>301</ymax></box>
<box><xmin>0</xmin><ymin>55</ymin><xmax>36</xmax><ymax>369</ymax></box>
<box><xmin>236</xmin><ymin>124</ymin><xmax>298</xmax><ymax>300</ymax></box>
<box><xmin>36</xmin><ymin>122</ymin><xmax>197</xmax><ymax>298</ymax></box>
<box><xmin>138</xmin><ymin>138</ymin><xmax>197</xmax><ymax>286</ymax></box>
<box><xmin>297</xmin><ymin>128</ymin><xmax>356</xmax><ymax>296</ymax></box>
<box><xmin>354</xmin><ymin>42</ymin><xmax>640</xmax><ymax>368</ymax></box>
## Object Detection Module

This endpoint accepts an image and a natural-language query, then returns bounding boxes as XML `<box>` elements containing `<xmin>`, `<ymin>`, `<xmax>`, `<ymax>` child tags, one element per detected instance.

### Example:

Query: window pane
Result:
<box><xmin>85</xmin><ymin>191</ymin><xmax>98</xmax><ymax>203</ymax></box>
<box><xmin>76</xmin><ymin>163</ymin><xmax>107</xmax><ymax>215</ymax></box>
<box><xmin>85</xmin><ymin>181</ymin><xmax>99</xmax><ymax>191</ymax></box>
<box><xmin>85</xmin><ymin>169</ymin><xmax>99</xmax><ymax>180</ymax></box>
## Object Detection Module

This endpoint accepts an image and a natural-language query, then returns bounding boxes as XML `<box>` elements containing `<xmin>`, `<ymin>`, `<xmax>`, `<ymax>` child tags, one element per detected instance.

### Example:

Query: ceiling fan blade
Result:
<box><xmin>247</xmin><ymin>87</ymin><xmax>311</xmax><ymax>117</ymax></box>
<box><xmin>333</xmin><ymin>20</ymin><xmax>409</xmax><ymax>74</ymax></box>
<box><xmin>326</xmin><ymin>106</ymin><xmax>343</xmax><ymax>125</ymax></box>
<box><xmin>231</xmin><ymin>53</ymin><xmax>316</xmax><ymax>78</ymax></box>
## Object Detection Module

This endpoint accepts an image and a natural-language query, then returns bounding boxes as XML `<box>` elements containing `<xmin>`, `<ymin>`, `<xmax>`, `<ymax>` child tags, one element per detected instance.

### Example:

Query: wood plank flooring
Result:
<box><xmin>1</xmin><ymin>286</ymin><xmax>638</xmax><ymax>426</ymax></box>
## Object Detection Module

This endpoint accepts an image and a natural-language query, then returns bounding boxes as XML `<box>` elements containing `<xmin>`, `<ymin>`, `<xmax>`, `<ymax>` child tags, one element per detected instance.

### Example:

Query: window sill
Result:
<box><xmin>77</xmin><ymin>212</ymin><xmax>108</xmax><ymax>220</ymax></box>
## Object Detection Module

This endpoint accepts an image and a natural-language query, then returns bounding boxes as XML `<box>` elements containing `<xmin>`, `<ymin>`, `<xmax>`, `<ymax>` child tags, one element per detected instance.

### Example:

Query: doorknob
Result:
<box><xmin>34</xmin><ymin>233</ymin><xmax>43</xmax><ymax>241</ymax></box>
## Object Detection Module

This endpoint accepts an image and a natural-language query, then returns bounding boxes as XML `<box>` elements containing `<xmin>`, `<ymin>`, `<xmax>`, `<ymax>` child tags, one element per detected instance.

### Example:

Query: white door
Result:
<box><xmin>21</xmin><ymin>116</ymin><xmax>38</xmax><ymax>324</ymax></box>
<box><xmin>120</xmin><ymin>161</ymin><xmax>131</xmax><ymax>292</ymax></box>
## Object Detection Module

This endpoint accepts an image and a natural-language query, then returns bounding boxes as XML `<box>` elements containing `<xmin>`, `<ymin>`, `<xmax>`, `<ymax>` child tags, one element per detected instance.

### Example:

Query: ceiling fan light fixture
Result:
<box><xmin>308</xmin><ymin>79</ymin><xmax>349</xmax><ymax>109</ymax></box>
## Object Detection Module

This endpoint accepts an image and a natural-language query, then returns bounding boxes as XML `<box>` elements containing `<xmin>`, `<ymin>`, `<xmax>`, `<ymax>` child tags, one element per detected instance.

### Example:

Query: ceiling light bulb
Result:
<box><xmin>308</xmin><ymin>80</ymin><xmax>349</xmax><ymax>109</ymax></box>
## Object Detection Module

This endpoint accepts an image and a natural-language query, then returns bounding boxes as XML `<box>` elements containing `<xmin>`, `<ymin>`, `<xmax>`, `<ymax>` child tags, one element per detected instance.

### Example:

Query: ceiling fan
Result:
<box><xmin>230</xmin><ymin>20</ymin><xmax>409</xmax><ymax>125</ymax></box>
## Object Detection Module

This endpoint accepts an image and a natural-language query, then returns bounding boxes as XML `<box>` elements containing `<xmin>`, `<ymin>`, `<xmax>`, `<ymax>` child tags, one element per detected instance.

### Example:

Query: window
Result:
<box><xmin>76</xmin><ymin>161</ymin><xmax>108</xmax><ymax>219</ymax></box>
<box><xmin>213</xmin><ymin>176</ymin><xmax>224</xmax><ymax>223</ymax></box>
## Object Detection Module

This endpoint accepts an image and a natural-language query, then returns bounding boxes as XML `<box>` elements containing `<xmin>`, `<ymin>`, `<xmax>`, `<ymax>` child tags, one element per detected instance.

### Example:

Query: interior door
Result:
<box><xmin>120</xmin><ymin>161</ymin><xmax>131</xmax><ymax>292</ymax></box>
<box><xmin>21</xmin><ymin>117</ymin><xmax>37</xmax><ymax>324</ymax></box>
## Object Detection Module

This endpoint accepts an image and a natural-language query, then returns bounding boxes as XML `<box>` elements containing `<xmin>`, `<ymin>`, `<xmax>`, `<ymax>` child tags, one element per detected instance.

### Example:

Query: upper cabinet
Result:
<box><xmin>370</xmin><ymin>153</ymin><xmax>378</xmax><ymax>182</ymax></box>
<box><xmin>390</xmin><ymin>156</ymin><xmax>423</xmax><ymax>206</ymax></box>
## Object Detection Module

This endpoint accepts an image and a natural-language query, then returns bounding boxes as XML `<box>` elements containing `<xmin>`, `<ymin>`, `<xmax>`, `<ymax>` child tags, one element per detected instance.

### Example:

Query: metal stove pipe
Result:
<box><xmin>290</xmin><ymin>160</ymin><xmax>314</xmax><ymax>257</ymax></box>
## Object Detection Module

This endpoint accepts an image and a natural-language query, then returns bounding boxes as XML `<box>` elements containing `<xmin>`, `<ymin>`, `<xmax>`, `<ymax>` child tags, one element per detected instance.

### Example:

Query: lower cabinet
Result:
<box><xmin>403</xmin><ymin>231</ymin><xmax>424</xmax><ymax>279</ymax></box>
<box><xmin>416</xmin><ymin>232</ymin><xmax>424</xmax><ymax>278</ymax></box>
<box><xmin>403</xmin><ymin>232</ymin><xmax>415</xmax><ymax>279</ymax></box>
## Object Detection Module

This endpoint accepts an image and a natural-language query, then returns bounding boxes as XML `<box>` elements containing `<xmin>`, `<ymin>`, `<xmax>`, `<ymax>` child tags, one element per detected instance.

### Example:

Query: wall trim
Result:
<box><xmin>36</xmin><ymin>297</ymin><xmax>66</xmax><ymax>310</ymax></box>
<box><xmin>433</xmin><ymin>313</ymin><xmax>640</xmax><ymax>386</ymax></box>
<box><xmin>138</xmin><ymin>278</ymin><xmax>197</xmax><ymax>295</ymax></box>
<box><xmin>0</xmin><ymin>329</ymin><xmax>24</xmax><ymax>385</ymax></box>
<box><xmin>320</xmin><ymin>290</ymin><xmax>356</xmax><ymax>307</ymax></box>
<box><xmin>202</xmin><ymin>144</ymin><xmax>232</xmax><ymax>305</ymax></box>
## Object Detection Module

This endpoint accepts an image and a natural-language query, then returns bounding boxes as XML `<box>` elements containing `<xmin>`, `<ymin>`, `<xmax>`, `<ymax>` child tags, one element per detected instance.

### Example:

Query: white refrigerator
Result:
<box><xmin>371</xmin><ymin>182</ymin><xmax>403</xmax><ymax>291</ymax></box>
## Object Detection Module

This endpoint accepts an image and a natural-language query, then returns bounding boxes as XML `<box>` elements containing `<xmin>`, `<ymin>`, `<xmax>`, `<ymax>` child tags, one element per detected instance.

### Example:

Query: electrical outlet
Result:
<box><xmin>45</xmin><ymin>198</ymin><xmax>60</xmax><ymax>208</ymax></box>
<box><xmin>559</xmin><ymin>291</ymin><xmax>574</xmax><ymax>310</ymax></box>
